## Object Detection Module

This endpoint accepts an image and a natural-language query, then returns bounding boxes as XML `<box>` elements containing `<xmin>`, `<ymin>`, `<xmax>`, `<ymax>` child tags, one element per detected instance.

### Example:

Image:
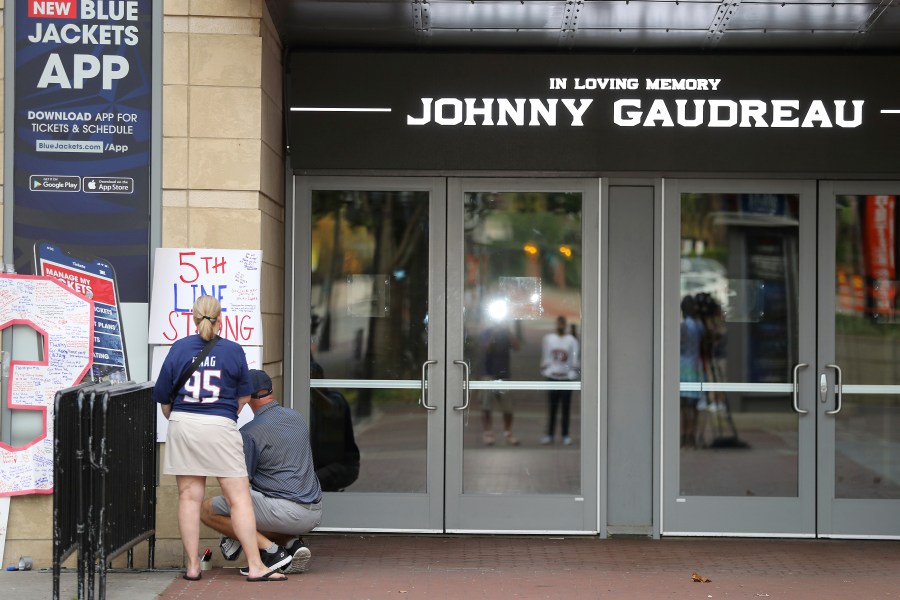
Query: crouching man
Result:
<box><xmin>201</xmin><ymin>369</ymin><xmax>323</xmax><ymax>574</ymax></box>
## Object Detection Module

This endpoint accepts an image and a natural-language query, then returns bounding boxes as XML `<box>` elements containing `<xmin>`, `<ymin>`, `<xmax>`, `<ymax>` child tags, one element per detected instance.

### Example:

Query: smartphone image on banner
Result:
<box><xmin>34</xmin><ymin>241</ymin><xmax>130</xmax><ymax>383</ymax></box>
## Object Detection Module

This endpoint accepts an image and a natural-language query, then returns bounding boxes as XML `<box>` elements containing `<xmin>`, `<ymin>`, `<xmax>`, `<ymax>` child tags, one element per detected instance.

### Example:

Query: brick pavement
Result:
<box><xmin>158</xmin><ymin>535</ymin><xmax>900</xmax><ymax>600</ymax></box>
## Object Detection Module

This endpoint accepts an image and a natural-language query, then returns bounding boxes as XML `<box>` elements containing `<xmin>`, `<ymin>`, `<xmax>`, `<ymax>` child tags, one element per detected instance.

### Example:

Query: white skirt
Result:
<box><xmin>164</xmin><ymin>412</ymin><xmax>248</xmax><ymax>477</ymax></box>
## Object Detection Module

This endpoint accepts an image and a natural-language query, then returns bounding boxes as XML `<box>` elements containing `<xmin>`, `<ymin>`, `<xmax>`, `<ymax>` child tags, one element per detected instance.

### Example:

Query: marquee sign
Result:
<box><xmin>288</xmin><ymin>53</ymin><xmax>900</xmax><ymax>174</ymax></box>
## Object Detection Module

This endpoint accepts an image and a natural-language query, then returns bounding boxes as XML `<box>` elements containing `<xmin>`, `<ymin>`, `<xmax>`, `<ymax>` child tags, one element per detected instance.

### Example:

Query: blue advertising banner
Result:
<box><xmin>13</xmin><ymin>0</ymin><xmax>152</xmax><ymax>302</ymax></box>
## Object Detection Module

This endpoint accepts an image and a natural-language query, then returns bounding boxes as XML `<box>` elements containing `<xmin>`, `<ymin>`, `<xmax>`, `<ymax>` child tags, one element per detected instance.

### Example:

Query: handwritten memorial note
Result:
<box><xmin>0</xmin><ymin>275</ymin><xmax>92</xmax><ymax>496</ymax></box>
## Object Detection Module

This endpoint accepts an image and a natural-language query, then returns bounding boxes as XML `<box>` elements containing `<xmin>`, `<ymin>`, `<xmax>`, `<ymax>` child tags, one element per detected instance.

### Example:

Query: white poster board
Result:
<box><xmin>148</xmin><ymin>248</ymin><xmax>262</xmax><ymax>345</ymax></box>
<box><xmin>148</xmin><ymin>249</ymin><xmax>265</xmax><ymax>442</ymax></box>
<box><xmin>0</xmin><ymin>275</ymin><xmax>93</xmax><ymax>497</ymax></box>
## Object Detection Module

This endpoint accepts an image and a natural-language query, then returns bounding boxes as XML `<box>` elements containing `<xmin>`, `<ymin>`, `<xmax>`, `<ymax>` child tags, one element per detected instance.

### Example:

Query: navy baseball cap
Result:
<box><xmin>249</xmin><ymin>369</ymin><xmax>273</xmax><ymax>398</ymax></box>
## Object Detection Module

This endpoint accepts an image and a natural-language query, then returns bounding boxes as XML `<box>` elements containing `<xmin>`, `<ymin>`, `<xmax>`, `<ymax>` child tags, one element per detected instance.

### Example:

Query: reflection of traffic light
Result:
<box><xmin>559</xmin><ymin>245</ymin><xmax>572</xmax><ymax>259</ymax></box>
<box><xmin>523</xmin><ymin>242</ymin><xmax>540</xmax><ymax>277</ymax></box>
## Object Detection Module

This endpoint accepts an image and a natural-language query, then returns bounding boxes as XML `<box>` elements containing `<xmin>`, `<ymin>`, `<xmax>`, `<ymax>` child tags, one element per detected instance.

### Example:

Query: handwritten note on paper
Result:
<box><xmin>148</xmin><ymin>249</ymin><xmax>263</xmax><ymax>345</ymax></box>
<box><xmin>0</xmin><ymin>275</ymin><xmax>93</xmax><ymax>497</ymax></box>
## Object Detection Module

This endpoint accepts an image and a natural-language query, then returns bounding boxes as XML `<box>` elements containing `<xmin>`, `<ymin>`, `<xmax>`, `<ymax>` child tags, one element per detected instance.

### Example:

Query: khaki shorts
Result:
<box><xmin>164</xmin><ymin>412</ymin><xmax>247</xmax><ymax>477</ymax></box>
<box><xmin>212</xmin><ymin>490</ymin><xmax>323</xmax><ymax>536</ymax></box>
<box><xmin>480</xmin><ymin>384</ymin><xmax>514</xmax><ymax>414</ymax></box>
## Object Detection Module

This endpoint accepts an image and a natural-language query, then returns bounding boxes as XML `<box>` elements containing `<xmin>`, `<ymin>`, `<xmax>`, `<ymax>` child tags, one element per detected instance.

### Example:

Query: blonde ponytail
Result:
<box><xmin>192</xmin><ymin>295</ymin><xmax>221</xmax><ymax>341</ymax></box>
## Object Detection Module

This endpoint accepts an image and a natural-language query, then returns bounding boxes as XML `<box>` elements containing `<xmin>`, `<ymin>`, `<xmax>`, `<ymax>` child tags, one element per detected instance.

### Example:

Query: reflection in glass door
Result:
<box><xmin>309</xmin><ymin>187</ymin><xmax>432</xmax><ymax>493</ymax></box>
<box><xmin>666</xmin><ymin>180</ymin><xmax>900</xmax><ymax>538</ymax></box>
<box><xmin>664</xmin><ymin>180</ymin><xmax>817</xmax><ymax>536</ymax></box>
<box><xmin>300</xmin><ymin>177</ymin><xmax>446</xmax><ymax>531</ymax></box>
<box><xmin>462</xmin><ymin>191</ymin><xmax>582</xmax><ymax>493</ymax></box>
<box><xmin>678</xmin><ymin>190</ymin><xmax>804</xmax><ymax>496</ymax></box>
<box><xmin>446</xmin><ymin>179</ymin><xmax>598</xmax><ymax>533</ymax></box>
<box><xmin>820</xmin><ymin>182</ymin><xmax>900</xmax><ymax>538</ymax></box>
<box><xmin>297</xmin><ymin>177</ymin><xmax>598</xmax><ymax>534</ymax></box>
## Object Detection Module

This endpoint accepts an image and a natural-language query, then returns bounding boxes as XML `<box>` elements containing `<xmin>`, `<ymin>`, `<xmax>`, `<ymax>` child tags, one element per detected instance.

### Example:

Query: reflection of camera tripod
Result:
<box><xmin>695</xmin><ymin>367</ymin><xmax>748</xmax><ymax>449</ymax></box>
<box><xmin>694</xmin><ymin>292</ymin><xmax>749</xmax><ymax>450</ymax></box>
<box><xmin>705</xmin><ymin>394</ymin><xmax>748</xmax><ymax>449</ymax></box>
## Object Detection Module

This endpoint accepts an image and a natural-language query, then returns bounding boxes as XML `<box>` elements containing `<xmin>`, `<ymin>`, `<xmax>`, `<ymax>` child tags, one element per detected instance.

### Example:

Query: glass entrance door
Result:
<box><xmin>299</xmin><ymin>177</ymin><xmax>446</xmax><ymax>531</ymax></box>
<box><xmin>445</xmin><ymin>179</ymin><xmax>598</xmax><ymax>533</ymax></box>
<box><xmin>295</xmin><ymin>177</ymin><xmax>598</xmax><ymax>533</ymax></box>
<box><xmin>664</xmin><ymin>179</ymin><xmax>900</xmax><ymax>538</ymax></box>
<box><xmin>665</xmin><ymin>180</ymin><xmax>817</xmax><ymax>536</ymax></box>
<box><xmin>819</xmin><ymin>182</ymin><xmax>900</xmax><ymax>538</ymax></box>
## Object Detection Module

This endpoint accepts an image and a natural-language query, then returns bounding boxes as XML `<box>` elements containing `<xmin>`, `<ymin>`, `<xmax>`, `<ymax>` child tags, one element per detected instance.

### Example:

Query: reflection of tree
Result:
<box><xmin>681</xmin><ymin>193</ymin><xmax>709</xmax><ymax>254</ymax></box>
<box><xmin>363</xmin><ymin>196</ymin><xmax>428</xmax><ymax>392</ymax></box>
<box><xmin>463</xmin><ymin>191</ymin><xmax>583</xmax><ymax>373</ymax></box>
<box><xmin>465</xmin><ymin>191</ymin><xmax>583</xmax><ymax>295</ymax></box>
<box><xmin>315</xmin><ymin>197</ymin><xmax>342</xmax><ymax>352</ymax></box>
<box><xmin>312</xmin><ymin>191</ymin><xmax>428</xmax><ymax>417</ymax></box>
<box><xmin>835</xmin><ymin>198</ymin><xmax>861</xmax><ymax>270</ymax></box>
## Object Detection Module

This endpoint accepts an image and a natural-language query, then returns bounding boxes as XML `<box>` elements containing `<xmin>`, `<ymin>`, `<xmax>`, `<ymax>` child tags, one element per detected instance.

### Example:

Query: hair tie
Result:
<box><xmin>202</xmin><ymin>315</ymin><xmax>216</xmax><ymax>322</ymax></box>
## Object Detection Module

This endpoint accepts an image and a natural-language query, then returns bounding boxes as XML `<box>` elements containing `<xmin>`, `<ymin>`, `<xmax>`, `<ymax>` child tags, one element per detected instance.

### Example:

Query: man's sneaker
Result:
<box><xmin>219</xmin><ymin>536</ymin><xmax>242</xmax><ymax>561</ymax></box>
<box><xmin>284</xmin><ymin>538</ymin><xmax>312</xmax><ymax>574</ymax></box>
<box><xmin>238</xmin><ymin>545</ymin><xmax>292</xmax><ymax>576</ymax></box>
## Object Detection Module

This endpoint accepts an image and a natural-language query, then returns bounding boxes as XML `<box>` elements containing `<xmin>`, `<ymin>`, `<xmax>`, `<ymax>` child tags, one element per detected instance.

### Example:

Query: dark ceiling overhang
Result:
<box><xmin>269</xmin><ymin>0</ymin><xmax>900</xmax><ymax>53</ymax></box>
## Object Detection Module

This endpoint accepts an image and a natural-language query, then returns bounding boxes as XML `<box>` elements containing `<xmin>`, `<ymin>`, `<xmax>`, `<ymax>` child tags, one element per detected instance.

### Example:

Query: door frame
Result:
<box><xmin>286</xmin><ymin>175</ymin><xmax>600</xmax><ymax>534</ymax></box>
<box><xmin>444</xmin><ymin>177</ymin><xmax>600</xmax><ymax>534</ymax></box>
<box><xmin>661</xmin><ymin>178</ymin><xmax>819</xmax><ymax>537</ymax></box>
<box><xmin>288</xmin><ymin>175</ymin><xmax>447</xmax><ymax>532</ymax></box>
<box><xmin>817</xmin><ymin>180</ymin><xmax>900</xmax><ymax>540</ymax></box>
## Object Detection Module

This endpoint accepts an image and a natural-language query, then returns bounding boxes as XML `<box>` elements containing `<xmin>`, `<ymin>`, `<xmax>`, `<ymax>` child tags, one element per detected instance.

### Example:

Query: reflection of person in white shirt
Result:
<box><xmin>540</xmin><ymin>316</ymin><xmax>580</xmax><ymax>445</ymax></box>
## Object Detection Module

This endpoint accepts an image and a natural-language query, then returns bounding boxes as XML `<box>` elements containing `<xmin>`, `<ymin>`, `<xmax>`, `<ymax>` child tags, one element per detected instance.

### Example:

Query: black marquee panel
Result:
<box><xmin>288</xmin><ymin>52</ymin><xmax>900</xmax><ymax>175</ymax></box>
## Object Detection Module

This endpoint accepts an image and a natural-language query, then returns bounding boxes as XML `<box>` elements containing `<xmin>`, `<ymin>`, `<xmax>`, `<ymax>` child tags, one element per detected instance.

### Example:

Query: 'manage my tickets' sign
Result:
<box><xmin>148</xmin><ymin>249</ymin><xmax>262</xmax><ymax>345</ymax></box>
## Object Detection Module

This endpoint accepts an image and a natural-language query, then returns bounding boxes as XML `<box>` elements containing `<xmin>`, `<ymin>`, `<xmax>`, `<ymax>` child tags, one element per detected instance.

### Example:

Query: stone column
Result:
<box><xmin>159</xmin><ymin>0</ymin><xmax>286</xmax><ymax>567</ymax></box>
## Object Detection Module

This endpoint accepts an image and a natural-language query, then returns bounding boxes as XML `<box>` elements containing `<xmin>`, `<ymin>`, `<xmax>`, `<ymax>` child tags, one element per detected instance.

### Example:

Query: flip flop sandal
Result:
<box><xmin>182</xmin><ymin>573</ymin><xmax>202</xmax><ymax>581</ymax></box>
<box><xmin>246</xmin><ymin>568</ymin><xmax>288</xmax><ymax>582</ymax></box>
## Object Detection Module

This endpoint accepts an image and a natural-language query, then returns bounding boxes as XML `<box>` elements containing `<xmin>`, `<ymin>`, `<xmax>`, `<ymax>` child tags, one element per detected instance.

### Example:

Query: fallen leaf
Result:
<box><xmin>691</xmin><ymin>571</ymin><xmax>712</xmax><ymax>583</ymax></box>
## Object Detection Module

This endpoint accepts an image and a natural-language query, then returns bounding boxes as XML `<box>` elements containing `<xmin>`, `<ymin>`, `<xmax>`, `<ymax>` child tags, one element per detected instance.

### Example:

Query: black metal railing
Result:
<box><xmin>53</xmin><ymin>381</ymin><xmax>157</xmax><ymax>600</ymax></box>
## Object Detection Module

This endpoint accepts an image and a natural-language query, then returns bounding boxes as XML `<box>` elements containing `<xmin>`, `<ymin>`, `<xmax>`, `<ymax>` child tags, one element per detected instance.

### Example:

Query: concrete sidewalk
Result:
<box><xmin>5</xmin><ymin>535</ymin><xmax>899</xmax><ymax>599</ymax></box>
<box><xmin>0</xmin><ymin>567</ymin><xmax>178</xmax><ymax>600</ymax></box>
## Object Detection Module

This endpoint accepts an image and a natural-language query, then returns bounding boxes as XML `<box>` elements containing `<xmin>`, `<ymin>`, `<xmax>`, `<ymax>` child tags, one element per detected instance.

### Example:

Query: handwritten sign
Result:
<box><xmin>0</xmin><ymin>275</ymin><xmax>93</xmax><ymax>497</ymax></box>
<box><xmin>148</xmin><ymin>249</ymin><xmax>262</xmax><ymax>345</ymax></box>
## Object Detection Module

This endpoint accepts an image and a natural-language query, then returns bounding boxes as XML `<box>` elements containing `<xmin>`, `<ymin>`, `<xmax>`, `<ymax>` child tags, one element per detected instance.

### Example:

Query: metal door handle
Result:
<box><xmin>420</xmin><ymin>360</ymin><xmax>438</xmax><ymax>411</ymax></box>
<box><xmin>824</xmin><ymin>363</ymin><xmax>843</xmax><ymax>415</ymax></box>
<box><xmin>792</xmin><ymin>363</ymin><xmax>809</xmax><ymax>414</ymax></box>
<box><xmin>452</xmin><ymin>360</ymin><xmax>470</xmax><ymax>411</ymax></box>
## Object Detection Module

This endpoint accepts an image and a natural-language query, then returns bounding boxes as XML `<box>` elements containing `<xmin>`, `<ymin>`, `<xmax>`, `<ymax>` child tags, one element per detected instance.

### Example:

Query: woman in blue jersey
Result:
<box><xmin>153</xmin><ymin>295</ymin><xmax>288</xmax><ymax>582</ymax></box>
